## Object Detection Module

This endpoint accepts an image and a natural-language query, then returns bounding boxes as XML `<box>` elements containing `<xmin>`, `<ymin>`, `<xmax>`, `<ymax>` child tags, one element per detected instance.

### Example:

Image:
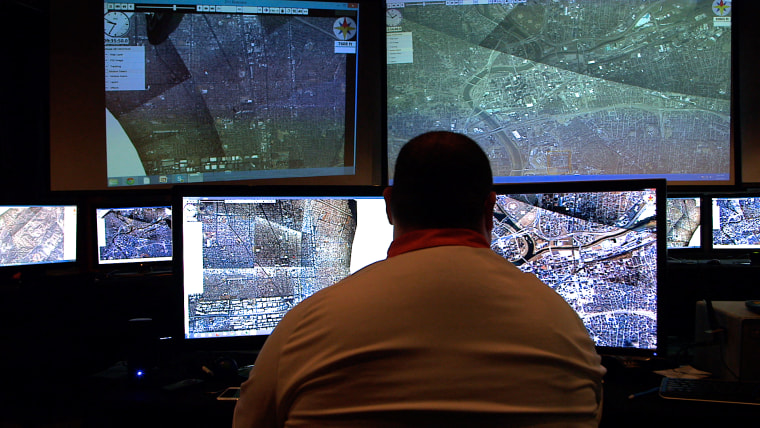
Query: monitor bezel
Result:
<box><xmin>384</xmin><ymin>0</ymin><xmax>738</xmax><ymax>188</ymax></box>
<box><xmin>85</xmin><ymin>190</ymin><xmax>174</xmax><ymax>275</ymax></box>
<box><xmin>49</xmin><ymin>0</ymin><xmax>387</xmax><ymax>191</ymax></box>
<box><xmin>0</xmin><ymin>197</ymin><xmax>83</xmax><ymax>279</ymax></box>
<box><xmin>171</xmin><ymin>184</ymin><xmax>386</xmax><ymax>352</ymax></box>
<box><xmin>705</xmin><ymin>190</ymin><xmax>760</xmax><ymax>260</ymax></box>
<box><xmin>490</xmin><ymin>178</ymin><xmax>666</xmax><ymax>358</ymax></box>
<box><xmin>665</xmin><ymin>192</ymin><xmax>708</xmax><ymax>257</ymax></box>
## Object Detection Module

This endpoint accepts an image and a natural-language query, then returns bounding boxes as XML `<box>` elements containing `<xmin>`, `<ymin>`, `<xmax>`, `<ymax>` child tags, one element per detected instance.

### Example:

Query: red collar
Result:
<box><xmin>387</xmin><ymin>228</ymin><xmax>490</xmax><ymax>258</ymax></box>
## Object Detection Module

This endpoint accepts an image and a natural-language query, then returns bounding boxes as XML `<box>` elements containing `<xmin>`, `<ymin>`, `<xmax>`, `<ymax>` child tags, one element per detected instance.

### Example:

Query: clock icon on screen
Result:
<box><xmin>104</xmin><ymin>11</ymin><xmax>130</xmax><ymax>37</ymax></box>
<box><xmin>386</xmin><ymin>9</ymin><xmax>402</xmax><ymax>27</ymax></box>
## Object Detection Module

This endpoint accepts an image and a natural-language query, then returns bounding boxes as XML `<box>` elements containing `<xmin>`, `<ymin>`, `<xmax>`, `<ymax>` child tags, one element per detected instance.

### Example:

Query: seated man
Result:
<box><xmin>233</xmin><ymin>131</ymin><xmax>606</xmax><ymax>428</ymax></box>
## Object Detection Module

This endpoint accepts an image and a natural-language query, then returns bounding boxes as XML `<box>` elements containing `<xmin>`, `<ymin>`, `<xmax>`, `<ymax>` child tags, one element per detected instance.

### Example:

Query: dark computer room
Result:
<box><xmin>2</xmin><ymin>1</ymin><xmax>759</xmax><ymax>427</ymax></box>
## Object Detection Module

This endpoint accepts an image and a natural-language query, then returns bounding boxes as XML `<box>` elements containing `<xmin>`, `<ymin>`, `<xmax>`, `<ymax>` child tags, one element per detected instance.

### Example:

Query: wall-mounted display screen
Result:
<box><xmin>386</xmin><ymin>0</ymin><xmax>734</xmax><ymax>186</ymax></box>
<box><xmin>50</xmin><ymin>0</ymin><xmax>385</xmax><ymax>190</ymax></box>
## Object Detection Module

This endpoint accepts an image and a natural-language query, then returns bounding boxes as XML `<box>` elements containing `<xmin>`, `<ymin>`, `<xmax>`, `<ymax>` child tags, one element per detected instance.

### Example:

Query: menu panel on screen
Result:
<box><xmin>490</xmin><ymin>180</ymin><xmax>664</xmax><ymax>355</ymax></box>
<box><xmin>0</xmin><ymin>206</ymin><xmax>78</xmax><ymax>268</ymax></box>
<box><xmin>386</xmin><ymin>0</ymin><xmax>733</xmax><ymax>186</ymax></box>
<box><xmin>176</xmin><ymin>188</ymin><xmax>390</xmax><ymax>340</ymax></box>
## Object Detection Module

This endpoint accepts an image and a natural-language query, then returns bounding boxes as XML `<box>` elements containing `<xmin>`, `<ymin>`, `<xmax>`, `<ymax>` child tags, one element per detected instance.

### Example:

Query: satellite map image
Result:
<box><xmin>387</xmin><ymin>0</ymin><xmax>732</xmax><ymax>181</ymax></box>
<box><xmin>490</xmin><ymin>189</ymin><xmax>659</xmax><ymax>349</ymax></box>
<box><xmin>183</xmin><ymin>198</ymin><xmax>358</xmax><ymax>336</ymax></box>
<box><xmin>0</xmin><ymin>207</ymin><xmax>73</xmax><ymax>266</ymax></box>
<box><xmin>666</xmin><ymin>197</ymin><xmax>701</xmax><ymax>248</ymax></box>
<box><xmin>180</xmin><ymin>188</ymin><xmax>659</xmax><ymax>347</ymax></box>
<box><xmin>105</xmin><ymin>8</ymin><xmax>355</xmax><ymax>183</ymax></box>
<box><xmin>97</xmin><ymin>207</ymin><xmax>172</xmax><ymax>263</ymax></box>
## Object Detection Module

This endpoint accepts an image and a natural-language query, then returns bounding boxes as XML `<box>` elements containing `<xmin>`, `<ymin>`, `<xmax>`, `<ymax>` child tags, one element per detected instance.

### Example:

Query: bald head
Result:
<box><xmin>386</xmin><ymin>131</ymin><xmax>494</xmax><ymax>234</ymax></box>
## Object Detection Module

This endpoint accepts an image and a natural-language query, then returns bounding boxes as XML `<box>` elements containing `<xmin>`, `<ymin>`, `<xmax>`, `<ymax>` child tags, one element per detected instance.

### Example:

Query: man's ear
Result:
<box><xmin>383</xmin><ymin>187</ymin><xmax>394</xmax><ymax>225</ymax></box>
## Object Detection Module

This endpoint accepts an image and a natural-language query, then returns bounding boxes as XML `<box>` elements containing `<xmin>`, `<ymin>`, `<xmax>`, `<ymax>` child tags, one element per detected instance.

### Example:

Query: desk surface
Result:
<box><xmin>3</xmin><ymin>361</ymin><xmax>757</xmax><ymax>428</ymax></box>
<box><xmin>600</xmin><ymin>364</ymin><xmax>758</xmax><ymax>427</ymax></box>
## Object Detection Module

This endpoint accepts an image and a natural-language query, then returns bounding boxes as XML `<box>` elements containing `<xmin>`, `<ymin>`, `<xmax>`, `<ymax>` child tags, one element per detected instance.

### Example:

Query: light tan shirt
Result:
<box><xmin>234</xmin><ymin>240</ymin><xmax>606</xmax><ymax>428</ymax></box>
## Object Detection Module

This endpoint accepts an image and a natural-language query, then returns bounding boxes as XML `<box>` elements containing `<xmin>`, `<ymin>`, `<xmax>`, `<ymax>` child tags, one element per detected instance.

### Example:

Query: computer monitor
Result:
<box><xmin>50</xmin><ymin>0</ymin><xmax>386</xmax><ymax>190</ymax></box>
<box><xmin>386</xmin><ymin>1</ymin><xmax>734</xmax><ymax>187</ymax></box>
<box><xmin>666</xmin><ymin>196</ymin><xmax>702</xmax><ymax>250</ymax></box>
<box><xmin>0</xmin><ymin>204</ymin><xmax>79</xmax><ymax>269</ymax></box>
<box><xmin>490</xmin><ymin>179</ymin><xmax>665</xmax><ymax>356</ymax></box>
<box><xmin>711</xmin><ymin>194</ymin><xmax>760</xmax><ymax>251</ymax></box>
<box><xmin>95</xmin><ymin>205</ymin><xmax>173</xmax><ymax>266</ymax></box>
<box><xmin>173</xmin><ymin>186</ymin><xmax>390</xmax><ymax>348</ymax></box>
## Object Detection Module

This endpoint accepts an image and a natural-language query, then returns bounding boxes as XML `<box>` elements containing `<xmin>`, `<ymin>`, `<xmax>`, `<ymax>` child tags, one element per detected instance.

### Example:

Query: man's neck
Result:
<box><xmin>387</xmin><ymin>228</ymin><xmax>491</xmax><ymax>258</ymax></box>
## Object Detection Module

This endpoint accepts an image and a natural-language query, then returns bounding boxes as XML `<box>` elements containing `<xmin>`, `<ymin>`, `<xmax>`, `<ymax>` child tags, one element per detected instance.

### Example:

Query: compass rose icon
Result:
<box><xmin>712</xmin><ymin>0</ymin><xmax>731</xmax><ymax>16</ymax></box>
<box><xmin>333</xmin><ymin>17</ymin><xmax>357</xmax><ymax>41</ymax></box>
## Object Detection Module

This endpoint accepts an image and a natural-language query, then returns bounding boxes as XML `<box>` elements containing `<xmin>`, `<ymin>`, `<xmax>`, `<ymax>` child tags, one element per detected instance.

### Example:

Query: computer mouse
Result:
<box><xmin>745</xmin><ymin>300</ymin><xmax>760</xmax><ymax>315</ymax></box>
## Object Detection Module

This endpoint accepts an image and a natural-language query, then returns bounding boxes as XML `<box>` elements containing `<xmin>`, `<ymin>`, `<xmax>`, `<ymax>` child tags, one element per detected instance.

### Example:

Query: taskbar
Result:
<box><xmin>187</xmin><ymin>328</ymin><xmax>273</xmax><ymax>339</ymax></box>
<box><xmin>108</xmin><ymin>166</ymin><xmax>355</xmax><ymax>187</ymax></box>
<box><xmin>491</xmin><ymin>173</ymin><xmax>731</xmax><ymax>185</ymax></box>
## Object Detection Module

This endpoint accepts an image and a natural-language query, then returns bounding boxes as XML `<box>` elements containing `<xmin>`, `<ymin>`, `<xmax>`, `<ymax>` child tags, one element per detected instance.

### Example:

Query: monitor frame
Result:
<box><xmin>0</xmin><ymin>197</ymin><xmax>82</xmax><ymax>279</ymax></box>
<box><xmin>665</xmin><ymin>193</ymin><xmax>707</xmax><ymax>256</ymax></box>
<box><xmin>705</xmin><ymin>190</ymin><xmax>760</xmax><ymax>260</ymax></box>
<box><xmin>49</xmin><ymin>0</ymin><xmax>387</xmax><ymax>191</ymax></box>
<box><xmin>385</xmin><ymin>0</ymin><xmax>737</xmax><ymax>188</ymax></box>
<box><xmin>86</xmin><ymin>191</ymin><xmax>174</xmax><ymax>275</ymax></box>
<box><xmin>490</xmin><ymin>178</ymin><xmax>667</xmax><ymax>358</ymax></box>
<box><xmin>171</xmin><ymin>184</ymin><xmax>386</xmax><ymax>352</ymax></box>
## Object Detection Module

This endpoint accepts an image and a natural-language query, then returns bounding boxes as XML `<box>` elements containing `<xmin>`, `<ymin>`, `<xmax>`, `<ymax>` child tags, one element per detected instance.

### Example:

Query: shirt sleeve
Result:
<box><xmin>232</xmin><ymin>323</ymin><xmax>290</xmax><ymax>428</ymax></box>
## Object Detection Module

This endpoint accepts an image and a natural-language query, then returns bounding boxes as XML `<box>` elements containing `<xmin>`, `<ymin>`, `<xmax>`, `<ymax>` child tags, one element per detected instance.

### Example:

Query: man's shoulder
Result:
<box><xmin>384</xmin><ymin>245</ymin><xmax>518</xmax><ymax>269</ymax></box>
<box><xmin>344</xmin><ymin>246</ymin><xmax>526</xmax><ymax>286</ymax></box>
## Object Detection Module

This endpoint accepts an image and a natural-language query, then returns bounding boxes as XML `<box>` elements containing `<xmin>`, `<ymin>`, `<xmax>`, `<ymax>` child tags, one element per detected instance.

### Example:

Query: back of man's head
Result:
<box><xmin>390</xmin><ymin>131</ymin><xmax>493</xmax><ymax>231</ymax></box>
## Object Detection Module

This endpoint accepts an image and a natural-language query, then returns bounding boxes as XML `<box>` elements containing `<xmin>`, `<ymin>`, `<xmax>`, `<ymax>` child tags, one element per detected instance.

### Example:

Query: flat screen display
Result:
<box><xmin>50</xmin><ymin>0</ymin><xmax>385</xmax><ymax>190</ymax></box>
<box><xmin>0</xmin><ymin>205</ymin><xmax>78</xmax><ymax>268</ymax></box>
<box><xmin>490</xmin><ymin>180</ymin><xmax>664</xmax><ymax>354</ymax></box>
<box><xmin>386</xmin><ymin>0</ymin><xmax>734</xmax><ymax>186</ymax></box>
<box><xmin>176</xmin><ymin>187</ymin><xmax>390</xmax><ymax>339</ymax></box>
<box><xmin>711</xmin><ymin>196</ymin><xmax>760</xmax><ymax>250</ymax></box>
<box><xmin>176</xmin><ymin>181</ymin><xmax>664</xmax><ymax>355</ymax></box>
<box><xmin>666</xmin><ymin>196</ymin><xmax>701</xmax><ymax>249</ymax></box>
<box><xmin>104</xmin><ymin>0</ymin><xmax>359</xmax><ymax>187</ymax></box>
<box><xmin>95</xmin><ymin>206</ymin><xmax>172</xmax><ymax>265</ymax></box>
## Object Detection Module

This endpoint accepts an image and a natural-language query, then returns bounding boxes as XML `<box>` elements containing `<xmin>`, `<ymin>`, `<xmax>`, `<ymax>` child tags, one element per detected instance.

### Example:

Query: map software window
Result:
<box><xmin>104</xmin><ymin>1</ymin><xmax>361</xmax><ymax>187</ymax></box>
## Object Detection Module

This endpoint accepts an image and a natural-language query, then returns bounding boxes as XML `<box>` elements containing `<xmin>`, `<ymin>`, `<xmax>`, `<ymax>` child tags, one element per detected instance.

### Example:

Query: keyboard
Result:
<box><xmin>659</xmin><ymin>377</ymin><xmax>760</xmax><ymax>405</ymax></box>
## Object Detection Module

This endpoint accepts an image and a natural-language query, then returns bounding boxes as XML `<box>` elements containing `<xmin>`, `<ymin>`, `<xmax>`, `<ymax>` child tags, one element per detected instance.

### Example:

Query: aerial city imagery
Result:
<box><xmin>181</xmin><ymin>189</ymin><xmax>659</xmax><ymax>350</ymax></box>
<box><xmin>666</xmin><ymin>197</ymin><xmax>701</xmax><ymax>249</ymax></box>
<box><xmin>491</xmin><ymin>189</ymin><xmax>659</xmax><ymax>349</ymax></box>
<box><xmin>182</xmin><ymin>197</ymin><xmax>360</xmax><ymax>337</ymax></box>
<box><xmin>386</xmin><ymin>0</ymin><xmax>732</xmax><ymax>182</ymax></box>
<box><xmin>712</xmin><ymin>197</ymin><xmax>760</xmax><ymax>249</ymax></box>
<box><xmin>96</xmin><ymin>207</ymin><xmax>173</xmax><ymax>264</ymax></box>
<box><xmin>0</xmin><ymin>206</ymin><xmax>76</xmax><ymax>267</ymax></box>
<box><xmin>105</xmin><ymin>5</ymin><xmax>357</xmax><ymax>185</ymax></box>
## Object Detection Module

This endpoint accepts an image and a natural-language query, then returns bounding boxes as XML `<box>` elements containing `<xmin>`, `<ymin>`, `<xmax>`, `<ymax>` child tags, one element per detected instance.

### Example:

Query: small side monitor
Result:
<box><xmin>711</xmin><ymin>195</ymin><xmax>760</xmax><ymax>251</ymax></box>
<box><xmin>666</xmin><ymin>196</ymin><xmax>702</xmax><ymax>250</ymax></box>
<box><xmin>0</xmin><ymin>205</ymin><xmax>79</xmax><ymax>268</ymax></box>
<box><xmin>95</xmin><ymin>205</ymin><xmax>173</xmax><ymax>266</ymax></box>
